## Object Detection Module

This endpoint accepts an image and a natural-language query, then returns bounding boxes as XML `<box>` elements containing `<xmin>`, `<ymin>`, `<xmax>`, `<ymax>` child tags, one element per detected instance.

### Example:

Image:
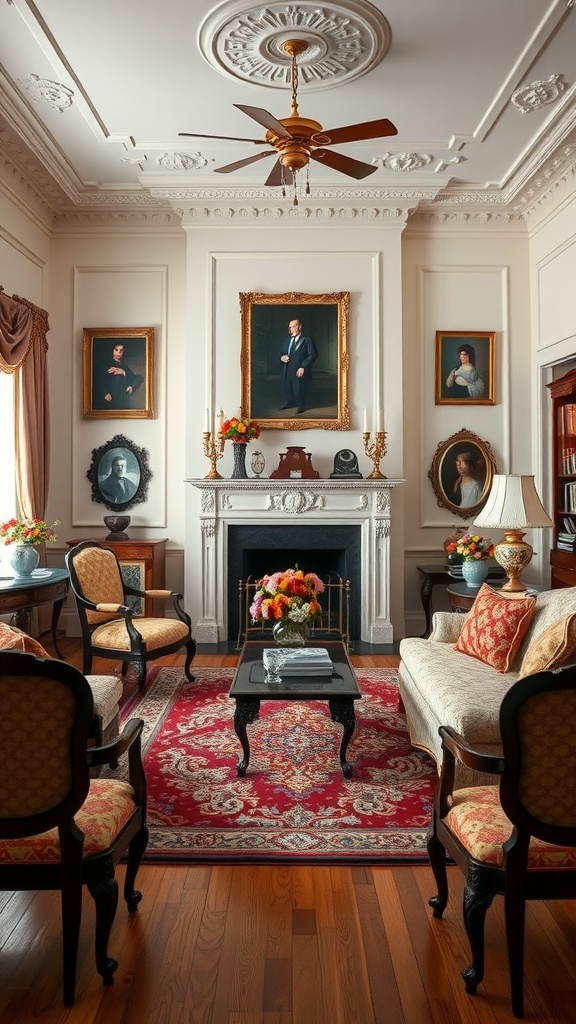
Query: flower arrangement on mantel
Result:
<box><xmin>220</xmin><ymin>415</ymin><xmax>260</xmax><ymax>444</ymax></box>
<box><xmin>250</xmin><ymin>567</ymin><xmax>325</xmax><ymax>625</ymax></box>
<box><xmin>446</xmin><ymin>533</ymin><xmax>494</xmax><ymax>562</ymax></box>
<box><xmin>0</xmin><ymin>516</ymin><xmax>59</xmax><ymax>546</ymax></box>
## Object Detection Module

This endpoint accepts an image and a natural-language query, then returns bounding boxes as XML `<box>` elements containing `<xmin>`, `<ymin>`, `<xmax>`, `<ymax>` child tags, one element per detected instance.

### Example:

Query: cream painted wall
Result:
<box><xmin>4</xmin><ymin>164</ymin><xmax>576</xmax><ymax>642</ymax></box>
<box><xmin>401</xmin><ymin>223</ymin><xmax>534</xmax><ymax>634</ymax></box>
<box><xmin>181</xmin><ymin>220</ymin><xmax>407</xmax><ymax>642</ymax></box>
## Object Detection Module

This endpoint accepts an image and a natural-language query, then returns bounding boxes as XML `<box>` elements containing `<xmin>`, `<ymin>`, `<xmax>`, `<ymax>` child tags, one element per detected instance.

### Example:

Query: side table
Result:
<box><xmin>446</xmin><ymin>581</ymin><xmax>543</xmax><ymax>614</ymax></box>
<box><xmin>0</xmin><ymin>568</ymin><xmax>70</xmax><ymax>657</ymax></box>
<box><xmin>416</xmin><ymin>563</ymin><xmax>506</xmax><ymax>638</ymax></box>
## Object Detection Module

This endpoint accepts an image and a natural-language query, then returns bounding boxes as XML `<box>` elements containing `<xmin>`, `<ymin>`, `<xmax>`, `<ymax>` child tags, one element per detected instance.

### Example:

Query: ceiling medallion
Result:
<box><xmin>511</xmin><ymin>74</ymin><xmax>566</xmax><ymax>114</ymax></box>
<box><xmin>157</xmin><ymin>152</ymin><xmax>208</xmax><ymax>171</ymax></box>
<box><xmin>198</xmin><ymin>0</ymin><xmax>391</xmax><ymax>90</ymax></box>
<box><xmin>25</xmin><ymin>74</ymin><xmax>73</xmax><ymax>112</ymax></box>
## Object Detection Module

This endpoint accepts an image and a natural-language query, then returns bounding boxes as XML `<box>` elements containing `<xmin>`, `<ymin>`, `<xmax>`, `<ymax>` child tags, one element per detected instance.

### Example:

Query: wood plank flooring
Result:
<box><xmin>1</xmin><ymin>639</ymin><xmax>576</xmax><ymax>1022</ymax></box>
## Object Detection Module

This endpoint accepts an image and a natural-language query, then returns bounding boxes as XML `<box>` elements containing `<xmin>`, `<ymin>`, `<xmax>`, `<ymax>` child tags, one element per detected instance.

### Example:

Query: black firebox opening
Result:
<box><xmin>227</xmin><ymin>523</ymin><xmax>361</xmax><ymax>644</ymax></box>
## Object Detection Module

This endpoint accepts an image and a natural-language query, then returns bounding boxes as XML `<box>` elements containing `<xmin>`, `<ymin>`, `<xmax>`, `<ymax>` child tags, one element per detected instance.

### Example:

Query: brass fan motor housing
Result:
<box><xmin>266</xmin><ymin>116</ymin><xmax>323</xmax><ymax>172</ymax></box>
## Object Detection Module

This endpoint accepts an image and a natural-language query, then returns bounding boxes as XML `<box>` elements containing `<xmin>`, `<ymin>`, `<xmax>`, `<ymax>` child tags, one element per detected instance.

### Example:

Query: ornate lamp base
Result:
<box><xmin>494</xmin><ymin>530</ymin><xmax>533</xmax><ymax>592</ymax></box>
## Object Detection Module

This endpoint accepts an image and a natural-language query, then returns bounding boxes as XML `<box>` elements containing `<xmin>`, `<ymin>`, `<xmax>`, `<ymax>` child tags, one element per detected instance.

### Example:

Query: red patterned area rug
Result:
<box><xmin>111</xmin><ymin>666</ymin><xmax>437</xmax><ymax>864</ymax></box>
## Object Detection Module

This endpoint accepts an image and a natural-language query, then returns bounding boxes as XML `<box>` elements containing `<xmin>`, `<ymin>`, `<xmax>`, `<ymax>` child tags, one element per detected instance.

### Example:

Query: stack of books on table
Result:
<box><xmin>263</xmin><ymin>647</ymin><xmax>333</xmax><ymax>677</ymax></box>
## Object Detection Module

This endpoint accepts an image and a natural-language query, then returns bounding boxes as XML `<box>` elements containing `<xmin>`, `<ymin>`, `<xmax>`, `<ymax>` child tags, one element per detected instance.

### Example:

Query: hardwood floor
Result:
<box><xmin>2</xmin><ymin>638</ymin><xmax>576</xmax><ymax>1022</ymax></box>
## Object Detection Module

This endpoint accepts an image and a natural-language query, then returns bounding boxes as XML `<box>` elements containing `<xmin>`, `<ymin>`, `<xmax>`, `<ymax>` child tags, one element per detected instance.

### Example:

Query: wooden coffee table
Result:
<box><xmin>229</xmin><ymin>640</ymin><xmax>362</xmax><ymax>779</ymax></box>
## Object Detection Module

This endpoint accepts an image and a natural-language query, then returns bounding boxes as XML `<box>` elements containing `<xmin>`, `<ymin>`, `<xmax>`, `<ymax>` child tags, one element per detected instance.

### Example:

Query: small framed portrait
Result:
<box><xmin>240</xmin><ymin>291</ymin><xmax>350</xmax><ymax>430</ymax></box>
<box><xmin>82</xmin><ymin>327</ymin><xmax>155</xmax><ymax>419</ymax></box>
<box><xmin>86</xmin><ymin>434</ymin><xmax>152</xmax><ymax>512</ymax></box>
<box><xmin>428</xmin><ymin>428</ymin><xmax>497</xmax><ymax>519</ymax></box>
<box><xmin>435</xmin><ymin>331</ymin><xmax>495</xmax><ymax>405</ymax></box>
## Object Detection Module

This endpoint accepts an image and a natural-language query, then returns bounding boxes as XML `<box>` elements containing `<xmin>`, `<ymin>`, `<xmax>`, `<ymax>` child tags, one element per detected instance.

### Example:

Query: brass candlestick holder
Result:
<box><xmin>203</xmin><ymin>430</ymin><xmax>225</xmax><ymax>479</ymax></box>
<box><xmin>363</xmin><ymin>431</ymin><xmax>388</xmax><ymax>479</ymax></box>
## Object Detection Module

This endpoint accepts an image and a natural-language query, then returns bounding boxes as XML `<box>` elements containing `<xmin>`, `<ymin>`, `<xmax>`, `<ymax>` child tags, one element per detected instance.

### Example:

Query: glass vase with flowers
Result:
<box><xmin>249</xmin><ymin>567</ymin><xmax>325</xmax><ymax>646</ymax></box>
<box><xmin>220</xmin><ymin>415</ymin><xmax>261</xmax><ymax>479</ymax></box>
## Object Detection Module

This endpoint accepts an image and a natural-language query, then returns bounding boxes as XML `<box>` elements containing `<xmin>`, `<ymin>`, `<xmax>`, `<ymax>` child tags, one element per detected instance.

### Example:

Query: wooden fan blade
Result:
<box><xmin>311</xmin><ymin>148</ymin><xmax>377</xmax><ymax>180</ymax></box>
<box><xmin>234</xmin><ymin>104</ymin><xmax>294</xmax><ymax>141</ymax></box>
<box><xmin>317</xmin><ymin>118</ymin><xmax>398</xmax><ymax>146</ymax></box>
<box><xmin>213</xmin><ymin>151</ymin><xmax>276</xmax><ymax>174</ymax></box>
<box><xmin>178</xmin><ymin>132</ymin><xmax>268</xmax><ymax>145</ymax></box>
<box><xmin>264</xmin><ymin>161</ymin><xmax>294</xmax><ymax>187</ymax></box>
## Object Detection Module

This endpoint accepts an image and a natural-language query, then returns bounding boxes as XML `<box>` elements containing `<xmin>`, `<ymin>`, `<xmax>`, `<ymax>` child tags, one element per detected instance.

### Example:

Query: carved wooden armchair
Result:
<box><xmin>427</xmin><ymin>664</ymin><xmax>576</xmax><ymax>1017</ymax></box>
<box><xmin>66</xmin><ymin>541</ymin><xmax>196</xmax><ymax>689</ymax></box>
<box><xmin>0</xmin><ymin>650</ymin><xmax>148</xmax><ymax>1004</ymax></box>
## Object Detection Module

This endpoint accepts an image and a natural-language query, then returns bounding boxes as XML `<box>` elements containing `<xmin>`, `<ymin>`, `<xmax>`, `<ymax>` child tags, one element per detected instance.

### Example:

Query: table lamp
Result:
<box><xmin>473</xmin><ymin>474</ymin><xmax>553</xmax><ymax>593</ymax></box>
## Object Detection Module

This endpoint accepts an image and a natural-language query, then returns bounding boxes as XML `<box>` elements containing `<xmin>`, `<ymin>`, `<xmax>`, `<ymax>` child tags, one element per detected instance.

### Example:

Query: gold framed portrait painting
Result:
<box><xmin>83</xmin><ymin>327</ymin><xmax>155</xmax><ymax>419</ymax></box>
<box><xmin>240</xmin><ymin>291</ymin><xmax>350</xmax><ymax>430</ymax></box>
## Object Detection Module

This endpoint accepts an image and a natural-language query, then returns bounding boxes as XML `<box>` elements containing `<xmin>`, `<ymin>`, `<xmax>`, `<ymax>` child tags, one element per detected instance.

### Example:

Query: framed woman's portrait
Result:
<box><xmin>239</xmin><ymin>291</ymin><xmax>350</xmax><ymax>430</ymax></box>
<box><xmin>86</xmin><ymin>434</ymin><xmax>152</xmax><ymax>512</ymax></box>
<box><xmin>428</xmin><ymin>428</ymin><xmax>497</xmax><ymax>519</ymax></box>
<box><xmin>83</xmin><ymin>327</ymin><xmax>155</xmax><ymax>419</ymax></box>
<box><xmin>435</xmin><ymin>331</ymin><xmax>495</xmax><ymax>405</ymax></box>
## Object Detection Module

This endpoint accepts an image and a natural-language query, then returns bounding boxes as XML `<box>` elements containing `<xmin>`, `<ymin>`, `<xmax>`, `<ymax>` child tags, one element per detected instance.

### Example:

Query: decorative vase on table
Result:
<box><xmin>231</xmin><ymin>441</ymin><xmax>248</xmax><ymax>480</ymax></box>
<box><xmin>461</xmin><ymin>559</ymin><xmax>490</xmax><ymax>587</ymax></box>
<box><xmin>8</xmin><ymin>544</ymin><xmax>40</xmax><ymax>577</ymax></box>
<box><xmin>272</xmin><ymin>620</ymin><xmax>308</xmax><ymax>647</ymax></box>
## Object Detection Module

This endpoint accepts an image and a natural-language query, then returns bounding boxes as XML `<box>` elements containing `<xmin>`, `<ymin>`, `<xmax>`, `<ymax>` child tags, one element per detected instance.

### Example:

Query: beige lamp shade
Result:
<box><xmin>473</xmin><ymin>475</ymin><xmax>552</xmax><ymax>592</ymax></box>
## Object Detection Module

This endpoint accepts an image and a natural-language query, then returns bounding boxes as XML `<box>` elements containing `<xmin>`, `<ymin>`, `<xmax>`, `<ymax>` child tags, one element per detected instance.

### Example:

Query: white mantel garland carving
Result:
<box><xmin>187</xmin><ymin>477</ymin><xmax>402</xmax><ymax>645</ymax></box>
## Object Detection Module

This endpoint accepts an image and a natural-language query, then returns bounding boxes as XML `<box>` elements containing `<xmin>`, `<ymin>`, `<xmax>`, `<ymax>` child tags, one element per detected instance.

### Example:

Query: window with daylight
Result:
<box><xmin>0</xmin><ymin>373</ymin><xmax>16</xmax><ymax>570</ymax></box>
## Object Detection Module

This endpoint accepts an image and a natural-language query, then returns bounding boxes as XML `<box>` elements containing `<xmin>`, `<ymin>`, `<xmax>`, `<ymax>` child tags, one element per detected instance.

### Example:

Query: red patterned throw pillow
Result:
<box><xmin>454</xmin><ymin>583</ymin><xmax>536</xmax><ymax>672</ymax></box>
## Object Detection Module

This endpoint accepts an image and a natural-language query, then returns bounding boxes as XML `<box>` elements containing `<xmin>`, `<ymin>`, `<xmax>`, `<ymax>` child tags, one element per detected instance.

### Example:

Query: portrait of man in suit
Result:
<box><xmin>242</xmin><ymin>294</ymin><xmax>348</xmax><ymax>428</ymax></box>
<box><xmin>98</xmin><ymin>450</ymin><xmax>140</xmax><ymax>506</ymax></box>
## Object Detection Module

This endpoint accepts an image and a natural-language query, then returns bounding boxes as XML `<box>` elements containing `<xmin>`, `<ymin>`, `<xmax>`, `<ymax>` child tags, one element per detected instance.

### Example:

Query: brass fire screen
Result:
<box><xmin>236</xmin><ymin>573</ymin><xmax>351</xmax><ymax>651</ymax></box>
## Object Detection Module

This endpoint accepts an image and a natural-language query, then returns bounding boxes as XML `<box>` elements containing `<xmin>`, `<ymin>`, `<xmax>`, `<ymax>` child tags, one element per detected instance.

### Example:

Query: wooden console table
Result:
<box><xmin>0</xmin><ymin>568</ymin><xmax>69</xmax><ymax>657</ymax></box>
<box><xmin>66</xmin><ymin>539</ymin><xmax>167</xmax><ymax>617</ymax></box>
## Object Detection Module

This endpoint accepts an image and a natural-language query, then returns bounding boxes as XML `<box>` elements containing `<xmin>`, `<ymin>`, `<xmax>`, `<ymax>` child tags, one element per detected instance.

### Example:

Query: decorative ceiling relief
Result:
<box><xmin>198</xmin><ymin>0</ymin><xmax>391</xmax><ymax>89</ymax></box>
<box><xmin>511</xmin><ymin>74</ymin><xmax>567</xmax><ymax>113</ymax></box>
<box><xmin>157</xmin><ymin>152</ymin><xmax>208</xmax><ymax>171</ymax></box>
<box><xmin>25</xmin><ymin>74</ymin><xmax>73</xmax><ymax>112</ymax></box>
<box><xmin>373</xmin><ymin>152</ymin><xmax>434</xmax><ymax>172</ymax></box>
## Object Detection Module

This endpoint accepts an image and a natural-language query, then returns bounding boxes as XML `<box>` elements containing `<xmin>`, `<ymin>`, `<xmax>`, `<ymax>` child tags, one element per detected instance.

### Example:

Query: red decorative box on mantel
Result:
<box><xmin>270</xmin><ymin>446</ymin><xmax>320</xmax><ymax>479</ymax></box>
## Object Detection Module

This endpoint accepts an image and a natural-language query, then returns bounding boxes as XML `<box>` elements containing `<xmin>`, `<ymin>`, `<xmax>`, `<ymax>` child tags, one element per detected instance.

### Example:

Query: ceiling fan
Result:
<box><xmin>179</xmin><ymin>39</ymin><xmax>397</xmax><ymax>203</ymax></box>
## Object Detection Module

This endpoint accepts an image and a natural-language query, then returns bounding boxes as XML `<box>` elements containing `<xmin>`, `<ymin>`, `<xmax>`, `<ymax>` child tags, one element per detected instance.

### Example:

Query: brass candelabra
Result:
<box><xmin>203</xmin><ymin>430</ymin><xmax>225</xmax><ymax>479</ymax></box>
<box><xmin>363</xmin><ymin>431</ymin><xmax>388</xmax><ymax>479</ymax></box>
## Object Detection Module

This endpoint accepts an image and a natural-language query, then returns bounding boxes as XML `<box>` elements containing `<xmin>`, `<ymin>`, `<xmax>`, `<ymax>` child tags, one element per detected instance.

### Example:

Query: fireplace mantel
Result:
<box><xmin>187</xmin><ymin>477</ymin><xmax>402</xmax><ymax>645</ymax></box>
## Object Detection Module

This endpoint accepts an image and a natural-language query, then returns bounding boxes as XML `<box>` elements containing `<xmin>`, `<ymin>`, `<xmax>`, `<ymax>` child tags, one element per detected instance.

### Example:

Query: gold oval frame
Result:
<box><xmin>428</xmin><ymin>428</ymin><xmax>498</xmax><ymax>520</ymax></box>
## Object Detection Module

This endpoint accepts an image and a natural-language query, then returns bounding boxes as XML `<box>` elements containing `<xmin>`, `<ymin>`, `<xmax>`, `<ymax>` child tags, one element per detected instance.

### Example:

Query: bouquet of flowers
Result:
<box><xmin>250</xmin><ymin>567</ymin><xmax>325</xmax><ymax>624</ymax></box>
<box><xmin>0</xmin><ymin>516</ymin><xmax>59</xmax><ymax>546</ymax></box>
<box><xmin>446</xmin><ymin>533</ymin><xmax>494</xmax><ymax>561</ymax></box>
<box><xmin>220</xmin><ymin>416</ymin><xmax>260</xmax><ymax>443</ymax></box>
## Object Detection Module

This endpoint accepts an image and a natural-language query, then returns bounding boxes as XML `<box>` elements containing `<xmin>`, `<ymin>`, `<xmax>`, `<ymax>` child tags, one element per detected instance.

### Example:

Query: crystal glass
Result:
<box><xmin>264</xmin><ymin>648</ymin><xmax>286</xmax><ymax>684</ymax></box>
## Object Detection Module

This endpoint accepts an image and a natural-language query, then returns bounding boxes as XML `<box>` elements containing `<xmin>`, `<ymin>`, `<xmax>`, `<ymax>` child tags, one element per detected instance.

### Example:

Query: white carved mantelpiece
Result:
<box><xmin>186</xmin><ymin>478</ymin><xmax>402</xmax><ymax>645</ymax></box>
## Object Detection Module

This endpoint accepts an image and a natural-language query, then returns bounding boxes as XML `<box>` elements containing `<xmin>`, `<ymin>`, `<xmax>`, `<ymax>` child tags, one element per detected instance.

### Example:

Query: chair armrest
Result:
<box><xmin>95</xmin><ymin>602</ymin><xmax>130</xmax><ymax>613</ymax></box>
<box><xmin>87</xmin><ymin>718</ymin><xmax>147</xmax><ymax>802</ymax></box>
<box><xmin>439</xmin><ymin>725</ymin><xmax>504</xmax><ymax>775</ymax></box>
<box><xmin>430</xmin><ymin>611</ymin><xmax>469</xmax><ymax>643</ymax></box>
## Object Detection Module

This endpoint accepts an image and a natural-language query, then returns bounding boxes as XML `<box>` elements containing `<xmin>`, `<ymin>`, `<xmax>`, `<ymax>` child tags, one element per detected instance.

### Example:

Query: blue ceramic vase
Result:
<box><xmin>461</xmin><ymin>559</ymin><xmax>490</xmax><ymax>588</ymax></box>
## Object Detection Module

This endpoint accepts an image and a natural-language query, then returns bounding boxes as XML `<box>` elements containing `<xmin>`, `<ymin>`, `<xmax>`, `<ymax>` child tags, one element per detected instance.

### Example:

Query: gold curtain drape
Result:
<box><xmin>0</xmin><ymin>289</ymin><xmax>51</xmax><ymax>522</ymax></box>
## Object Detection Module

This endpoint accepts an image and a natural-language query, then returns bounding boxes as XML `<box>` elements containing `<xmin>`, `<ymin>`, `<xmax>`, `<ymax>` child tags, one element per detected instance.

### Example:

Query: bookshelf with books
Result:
<box><xmin>547</xmin><ymin>368</ymin><xmax>576</xmax><ymax>588</ymax></box>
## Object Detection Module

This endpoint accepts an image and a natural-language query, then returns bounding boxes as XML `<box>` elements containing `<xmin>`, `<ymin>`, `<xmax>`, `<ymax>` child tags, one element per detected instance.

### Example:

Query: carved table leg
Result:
<box><xmin>233</xmin><ymin>697</ymin><xmax>260</xmax><ymax>776</ymax></box>
<box><xmin>328</xmin><ymin>697</ymin><xmax>356</xmax><ymax>778</ymax></box>
<box><xmin>419</xmin><ymin>573</ymin><xmax>434</xmax><ymax>638</ymax></box>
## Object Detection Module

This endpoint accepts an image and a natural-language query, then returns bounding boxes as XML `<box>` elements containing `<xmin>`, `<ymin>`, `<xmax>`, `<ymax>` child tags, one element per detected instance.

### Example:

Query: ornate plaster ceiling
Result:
<box><xmin>0</xmin><ymin>0</ymin><xmax>575</xmax><ymax>220</ymax></box>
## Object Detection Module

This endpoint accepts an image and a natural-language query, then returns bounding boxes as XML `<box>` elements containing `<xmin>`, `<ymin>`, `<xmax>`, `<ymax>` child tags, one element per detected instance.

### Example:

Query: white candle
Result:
<box><xmin>204</xmin><ymin>408</ymin><xmax>210</xmax><ymax>432</ymax></box>
<box><xmin>377</xmin><ymin>409</ymin><xmax>384</xmax><ymax>432</ymax></box>
<box><xmin>363</xmin><ymin>408</ymin><xmax>368</xmax><ymax>433</ymax></box>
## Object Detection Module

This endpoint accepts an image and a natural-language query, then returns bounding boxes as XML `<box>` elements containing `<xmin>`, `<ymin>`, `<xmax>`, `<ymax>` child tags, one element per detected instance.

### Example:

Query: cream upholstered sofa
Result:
<box><xmin>398</xmin><ymin>586</ymin><xmax>576</xmax><ymax>788</ymax></box>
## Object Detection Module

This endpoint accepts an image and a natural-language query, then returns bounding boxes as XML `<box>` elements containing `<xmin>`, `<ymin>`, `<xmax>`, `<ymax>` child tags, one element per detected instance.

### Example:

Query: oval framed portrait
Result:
<box><xmin>428</xmin><ymin>429</ymin><xmax>497</xmax><ymax>519</ymax></box>
<box><xmin>86</xmin><ymin>433</ymin><xmax>152</xmax><ymax>511</ymax></box>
